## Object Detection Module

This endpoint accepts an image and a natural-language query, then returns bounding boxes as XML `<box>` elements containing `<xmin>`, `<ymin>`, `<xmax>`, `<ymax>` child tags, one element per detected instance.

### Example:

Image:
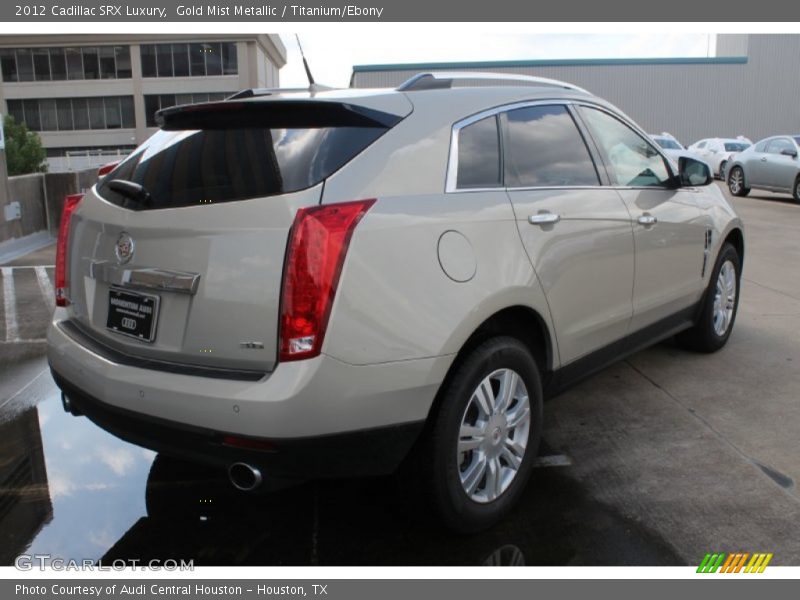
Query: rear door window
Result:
<box><xmin>504</xmin><ymin>105</ymin><xmax>599</xmax><ymax>187</ymax></box>
<box><xmin>97</xmin><ymin>109</ymin><xmax>391</xmax><ymax>210</ymax></box>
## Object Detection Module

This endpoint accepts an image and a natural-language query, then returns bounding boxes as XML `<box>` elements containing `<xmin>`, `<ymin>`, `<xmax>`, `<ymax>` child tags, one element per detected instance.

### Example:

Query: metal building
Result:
<box><xmin>351</xmin><ymin>34</ymin><xmax>799</xmax><ymax>147</ymax></box>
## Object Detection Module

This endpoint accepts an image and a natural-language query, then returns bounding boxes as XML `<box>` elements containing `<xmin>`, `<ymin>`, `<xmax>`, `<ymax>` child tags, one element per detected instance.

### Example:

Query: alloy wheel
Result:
<box><xmin>729</xmin><ymin>169</ymin><xmax>743</xmax><ymax>194</ymax></box>
<box><xmin>712</xmin><ymin>260</ymin><xmax>737</xmax><ymax>336</ymax></box>
<box><xmin>457</xmin><ymin>368</ymin><xmax>531</xmax><ymax>503</ymax></box>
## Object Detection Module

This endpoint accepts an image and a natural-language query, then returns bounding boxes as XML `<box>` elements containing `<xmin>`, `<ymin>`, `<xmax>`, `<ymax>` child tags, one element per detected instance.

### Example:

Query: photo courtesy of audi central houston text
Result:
<box><xmin>1</xmin><ymin>32</ymin><xmax>799</xmax><ymax>567</ymax></box>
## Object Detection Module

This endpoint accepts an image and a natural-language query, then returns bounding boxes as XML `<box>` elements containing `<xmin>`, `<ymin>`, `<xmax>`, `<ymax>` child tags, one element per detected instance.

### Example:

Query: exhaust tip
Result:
<box><xmin>228</xmin><ymin>462</ymin><xmax>263</xmax><ymax>492</ymax></box>
<box><xmin>61</xmin><ymin>393</ymin><xmax>82</xmax><ymax>416</ymax></box>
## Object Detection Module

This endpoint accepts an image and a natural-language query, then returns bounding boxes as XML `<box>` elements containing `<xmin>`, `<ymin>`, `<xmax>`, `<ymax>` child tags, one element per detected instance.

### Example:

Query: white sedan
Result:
<box><xmin>688</xmin><ymin>137</ymin><xmax>752</xmax><ymax>179</ymax></box>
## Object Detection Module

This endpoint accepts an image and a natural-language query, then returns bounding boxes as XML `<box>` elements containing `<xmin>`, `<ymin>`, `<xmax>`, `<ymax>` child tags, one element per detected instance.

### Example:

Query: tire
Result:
<box><xmin>727</xmin><ymin>166</ymin><xmax>750</xmax><ymax>197</ymax></box>
<box><xmin>677</xmin><ymin>243</ymin><xmax>741</xmax><ymax>353</ymax></box>
<box><xmin>793</xmin><ymin>176</ymin><xmax>800</xmax><ymax>203</ymax></box>
<box><xmin>420</xmin><ymin>336</ymin><xmax>543</xmax><ymax>533</ymax></box>
<box><xmin>718</xmin><ymin>160</ymin><xmax>727</xmax><ymax>180</ymax></box>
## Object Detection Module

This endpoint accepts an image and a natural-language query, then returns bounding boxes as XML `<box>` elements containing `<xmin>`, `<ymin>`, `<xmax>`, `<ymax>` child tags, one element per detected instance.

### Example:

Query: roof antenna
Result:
<box><xmin>295</xmin><ymin>34</ymin><xmax>315</xmax><ymax>87</ymax></box>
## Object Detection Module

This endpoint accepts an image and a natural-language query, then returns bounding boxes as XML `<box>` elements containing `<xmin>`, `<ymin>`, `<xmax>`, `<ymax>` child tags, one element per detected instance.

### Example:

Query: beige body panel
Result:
<box><xmin>507</xmin><ymin>187</ymin><xmax>634</xmax><ymax>365</ymax></box>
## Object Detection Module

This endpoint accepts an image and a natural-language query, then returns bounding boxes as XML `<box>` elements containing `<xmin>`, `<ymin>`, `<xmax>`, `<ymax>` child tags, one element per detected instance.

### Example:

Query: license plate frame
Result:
<box><xmin>106</xmin><ymin>287</ymin><xmax>160</xmax><ymax>343</ymax></box>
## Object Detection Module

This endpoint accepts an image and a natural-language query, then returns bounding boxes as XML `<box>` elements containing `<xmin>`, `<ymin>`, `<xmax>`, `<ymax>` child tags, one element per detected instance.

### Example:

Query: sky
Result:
<box><xmin>277</xmin><ymin>33</ymin><xmax>716</xmax><ymax>88</ymax></box>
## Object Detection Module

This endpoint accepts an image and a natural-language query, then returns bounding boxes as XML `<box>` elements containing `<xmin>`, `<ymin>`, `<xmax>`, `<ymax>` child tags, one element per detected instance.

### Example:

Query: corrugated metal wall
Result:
<box><xmin>351</xmin><ymin>35</ymin><xmax>800</xmax><ymax>147</ymax></box>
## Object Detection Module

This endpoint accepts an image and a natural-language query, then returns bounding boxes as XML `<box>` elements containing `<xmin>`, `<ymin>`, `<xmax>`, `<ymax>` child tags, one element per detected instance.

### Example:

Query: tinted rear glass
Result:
<box><xmin>655</xmin><ymin>138</ymin><xmax>681</xmax><ymax>150</ymax></box>
<box><xmin>97</xmin><ymin>126</ymin><xmax>386</xmax><ymax>210</ymax></box>
<box><xmin>724</xmin><ymin>142</ymin><xmax>750</xmax><ymax>152</ymax></box>
<box><xmin>457</xmin><ymin>115</ymin><xmax>501</xmax><ymax>188</ymax></box>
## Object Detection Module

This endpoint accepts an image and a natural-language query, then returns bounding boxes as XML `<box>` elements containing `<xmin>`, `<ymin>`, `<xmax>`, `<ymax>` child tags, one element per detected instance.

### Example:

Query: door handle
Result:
<box><xmin>528</xmin><ymin>213</ymin><xmax>561</xmax><ymax>225</ymax></box>
<box><xmin>761</xmin><ymin>157</ymin><xmax>768</xmax><ymax>162</ymax></box>
<box><xmin>638</xmin><ymin>214</ymin><xmax>657</xmax><ymax>226</ymax></box>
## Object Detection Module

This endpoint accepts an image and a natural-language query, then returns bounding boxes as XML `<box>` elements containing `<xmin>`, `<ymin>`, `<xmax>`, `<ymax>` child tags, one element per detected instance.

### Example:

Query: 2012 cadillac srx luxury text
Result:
<box><xmin>47</xmin><ymin>73</ymin><xmax>744</xmax><ymax>532</ymax></box>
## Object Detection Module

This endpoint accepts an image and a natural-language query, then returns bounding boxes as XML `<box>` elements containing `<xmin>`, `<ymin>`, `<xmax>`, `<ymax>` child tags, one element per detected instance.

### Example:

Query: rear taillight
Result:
<box><xmin>55</xmin><ymin>193</ymin><xmax>84</xmax><ymax>307</ymax></box>
<box><xmin>279</xmin><ymin>199</ymin><xmax>376</xmax><ymax>362</ymax></box>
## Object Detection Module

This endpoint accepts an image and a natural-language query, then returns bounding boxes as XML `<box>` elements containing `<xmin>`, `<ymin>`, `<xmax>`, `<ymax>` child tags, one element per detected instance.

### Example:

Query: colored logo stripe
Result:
<box><xmin>745</xmin><ymin>553</ymin><xmax>773</xmax><ymax>573</ymax></box>
<box><xmin>697</xmin><ymin>553</ymin><xmax>726</xmax><ymax>573</ymax></box>
<box><xmin>697</xmin><ymin>552</ymin><xmax>773</xmax><ymax>573</ymax></box>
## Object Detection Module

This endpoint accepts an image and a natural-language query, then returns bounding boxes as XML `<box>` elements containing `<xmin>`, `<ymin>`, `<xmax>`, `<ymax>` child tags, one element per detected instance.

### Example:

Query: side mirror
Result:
<box><xmin>678</xmin><ymin>156</ymin><xmax>713</xmax><ymax>187</ymax></box>
<box><xmin>781</xmin><ymin>148</ymin><xmax>798</xmax><ymax>158</ymax></box>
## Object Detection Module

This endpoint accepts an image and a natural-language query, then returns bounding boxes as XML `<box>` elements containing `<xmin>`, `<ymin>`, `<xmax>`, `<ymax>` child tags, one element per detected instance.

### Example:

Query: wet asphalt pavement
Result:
<box><xmin>2</xmin><ymin>184</ymin><xmax>800</xmax><ymax>566</ymax></box>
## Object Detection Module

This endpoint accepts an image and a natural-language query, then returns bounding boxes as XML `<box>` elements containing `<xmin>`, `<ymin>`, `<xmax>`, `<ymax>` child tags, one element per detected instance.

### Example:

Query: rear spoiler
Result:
<box><xmin>155</xmin><ymin>100</ymin><xmax>404</xmax><ymax>130</ymax></box>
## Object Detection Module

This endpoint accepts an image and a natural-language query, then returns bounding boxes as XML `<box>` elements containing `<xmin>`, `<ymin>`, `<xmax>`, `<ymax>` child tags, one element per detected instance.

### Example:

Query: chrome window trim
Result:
<box><xmin>447</xmin><ymin>99</ymin><xmax>613</xmax><ymax>194</ymax></box>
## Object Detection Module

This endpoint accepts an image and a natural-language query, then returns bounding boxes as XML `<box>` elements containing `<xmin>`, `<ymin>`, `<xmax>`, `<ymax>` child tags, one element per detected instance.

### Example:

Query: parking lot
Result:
<box><xmin>1</xmin><ymin>182</ymin><xmax>799</xmax><ymax>566</ymax></box>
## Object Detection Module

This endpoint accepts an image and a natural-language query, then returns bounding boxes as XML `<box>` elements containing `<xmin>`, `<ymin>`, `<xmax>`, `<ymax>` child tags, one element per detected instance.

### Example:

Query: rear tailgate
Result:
<box><xmin>64</xmin><ymin>94</ymin><xmax>410</xmax><ymax>373</ymax></box>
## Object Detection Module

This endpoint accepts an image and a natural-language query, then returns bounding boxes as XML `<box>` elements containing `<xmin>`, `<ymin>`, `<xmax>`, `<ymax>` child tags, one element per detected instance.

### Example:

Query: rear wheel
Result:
<box><xmin>728</xmin><ymin>166</ymin><xmax>750</xmax><ymax>197</ymax></box>
<box><xmin>793</xmin><ymin>176</ymin><xmax>800</xmax><ymax>202</ymax></box>
<box><xmin>677</xmin><ymin>243</ymin><xmax>741</xmax><ymax>353</ymax></box>
<box><xmin>421</xmin><ymin>337</ymin><xmax>543</xmax><ymax>533</ymax></box>
<box><xmin>718</xmin><ymin>160</ymin><xmax>727</xmax><ymax>180</ymax></box>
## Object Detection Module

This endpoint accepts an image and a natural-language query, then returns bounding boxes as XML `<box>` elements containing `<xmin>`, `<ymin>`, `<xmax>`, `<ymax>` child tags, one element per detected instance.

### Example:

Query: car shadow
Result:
<box><xmin>99</xmin><ymin>452</ymin><xmax>685</xmax><ymax>566</ymax></box>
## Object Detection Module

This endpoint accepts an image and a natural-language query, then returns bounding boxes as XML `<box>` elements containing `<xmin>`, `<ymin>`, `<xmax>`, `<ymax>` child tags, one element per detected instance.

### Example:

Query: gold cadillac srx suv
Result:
<box><xmin>48</xmin><ymin>72</ymin><xmax>744</xmax><ymax>531</ymax></box>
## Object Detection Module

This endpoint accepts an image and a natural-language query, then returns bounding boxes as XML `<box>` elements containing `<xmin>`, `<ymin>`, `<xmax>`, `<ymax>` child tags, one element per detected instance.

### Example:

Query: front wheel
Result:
<box><xmin>728</xmin><ymin>166</ymin><xmax>750</xmax><ymax>197</ymax></box>
<box><xmin>793</xmin><ymin>176</ymin><xmax>800</xmax><ymax>203</ymax></box>
<box><xmin>423</xmin><ymin>337</ymin><xmax>543</xmax><ymax>533</ymax></box>
<box><xmin>677</xmin><ymin>243</ymin><xmax>741</xmax><ymax>353</ymax></box>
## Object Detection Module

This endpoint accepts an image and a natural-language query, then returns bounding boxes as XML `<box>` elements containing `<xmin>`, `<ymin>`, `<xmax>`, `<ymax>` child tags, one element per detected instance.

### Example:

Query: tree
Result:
<box><xmin>3</xmin><ymin>115</ymin><xmax>47</xmax><ymax>176</ymax></box>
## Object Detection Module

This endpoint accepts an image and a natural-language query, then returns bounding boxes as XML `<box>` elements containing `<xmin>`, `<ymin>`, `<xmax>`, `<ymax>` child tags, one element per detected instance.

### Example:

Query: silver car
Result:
<box><xmin>47</xmin><ymin>72</ymin><xmax>745</xmax><ymax>532</ymax></box>
<box><xmin>727</xmin><ymin>135</ymin><xmax>800</xmax><ymax>201</ymax></box>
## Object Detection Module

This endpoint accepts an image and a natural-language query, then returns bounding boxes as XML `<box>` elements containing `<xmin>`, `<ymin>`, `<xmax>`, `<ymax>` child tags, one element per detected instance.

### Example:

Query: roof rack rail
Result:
<box><xmin>397</xmin><ymin>71</ymin><xmax>588</xmax><ymax>93</ymax></box>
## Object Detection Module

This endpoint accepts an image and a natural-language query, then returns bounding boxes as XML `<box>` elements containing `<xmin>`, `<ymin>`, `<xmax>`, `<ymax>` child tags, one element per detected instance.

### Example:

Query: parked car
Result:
<box><xmin>727</xmin><ymin>135</ymin><xmax>800</xmax><ymax>201</ymax></box>
<box><xmin>649</xmin><ymin>132</ymin><xmax>710</xmax><ymax>174</ymax></box>
<box><xmin>649</xmin><ymin>132</ymin><xmax>686</xmax><ymax>158</ymax></box>
<box><xmin>689</xmin><ymin>137</ymin><xmax>752</xmax><ymax>179</ymax></box>
<box><xmin>47</xmin><ymin>72</ymin><xmax>745</xmax><ymax>532</ymax></box>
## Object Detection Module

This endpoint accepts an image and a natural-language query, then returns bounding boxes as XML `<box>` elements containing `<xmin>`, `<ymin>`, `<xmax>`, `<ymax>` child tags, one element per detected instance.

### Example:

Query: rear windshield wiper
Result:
<box><xmin>108</xmin><ymin>179</ymin><xmax>153</xmax><ymax>207</ymax></box>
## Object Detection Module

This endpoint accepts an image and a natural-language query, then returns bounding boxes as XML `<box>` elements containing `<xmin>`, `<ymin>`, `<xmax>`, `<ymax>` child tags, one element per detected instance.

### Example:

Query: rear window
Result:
<box><xmin>724</xmin><ymin>142</ymin><xmax>750</xmax><ymax>152</ymax></box>
<box><xmin>96</xmin><ymin>125</ymin><xmax>386</xmax><ymax>210</ymax></box>
<box><xmin>655</xmin><ymin>138</ymin><xmax>681</xmax><ymax>150</ymax></box>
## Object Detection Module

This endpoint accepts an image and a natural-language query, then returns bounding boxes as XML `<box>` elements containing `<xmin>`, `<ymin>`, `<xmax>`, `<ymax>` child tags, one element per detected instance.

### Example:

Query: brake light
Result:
<box><xmin>55</xmin><ymin>193</ymin><xmax>84</xmax><ymax>307</ymax></box>
<box><xmin>279</xmin><ymin>199</ymin><xmax>376</xmax><ymax>362</ymax></box>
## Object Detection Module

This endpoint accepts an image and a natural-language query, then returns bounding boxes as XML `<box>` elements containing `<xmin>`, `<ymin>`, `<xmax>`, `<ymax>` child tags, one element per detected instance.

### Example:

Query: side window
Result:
<box><xmin>697</xmin><ymin>141</ymin><xmax>707</xmax><ymax>149</ymax></box>
<box><xmin>579</xmin><ymin>106</ymin><xmax>672</xmax><ymax>188</ymax></box>
<box><xmin>766</xmin><ymin>138</ymin><xmax>794</xmax><ymax>155</ymax></box>
<box><xmin>456</xmin><ymin>115</ymin><xmax>501</xmax><ymax>188</ymax></box>
<box><xmin>504</xmin><ymin>104</ymin><xmax>599</xmax><ymax>187</ymax></box>
<box><xmin>755</xmin><ymin>140</ymin><xmax>768</xmax><ymax>153</ymax></box>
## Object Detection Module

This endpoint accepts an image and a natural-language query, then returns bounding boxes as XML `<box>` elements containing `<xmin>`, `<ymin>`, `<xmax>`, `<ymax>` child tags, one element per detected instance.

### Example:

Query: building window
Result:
<box><xmin>0</xmin><ymin>49</ymin><xmax>18</xmax><ymax>81</ymax></box>
<box><xmin>140</xmin><ymin>42</ymin><xmax>237</xmax><ymax>78</ymax></box>
<box><xmin>49</xmin><ymin>48</ymin><xmax>67</xmax><ymax>80</ymax></box>
<box><xmin>0</xmin><ymin>46</ymin><xmax>132</xmax><ymax>82</ymax></box>
<box><xmin>144</xmin><ymin>92</ymin><xmax>232</xmax><ymax>126</ymax></box>
<box><xmin>115</xmin><ymin>46</ymin><xmax>131</xmax><ymax>78</ymax></box>
<box><xmin>6</xmin><ymin>96</ymin><xmax>136</xmax><ymax>131</ymax></box>
<box><xmin>32</xmin><ymin>47</ymin><xmax>51</xmax><ymax>81</ymax></box>
<box><xmin>65</xmin><ymin>47</ymin><xmax>82</xmax><ymax>80</ymax></box>
<box><xmin>16</xmin><ymin>48</ymin><xmax>34</xmax><ymax>81</ymax></box>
